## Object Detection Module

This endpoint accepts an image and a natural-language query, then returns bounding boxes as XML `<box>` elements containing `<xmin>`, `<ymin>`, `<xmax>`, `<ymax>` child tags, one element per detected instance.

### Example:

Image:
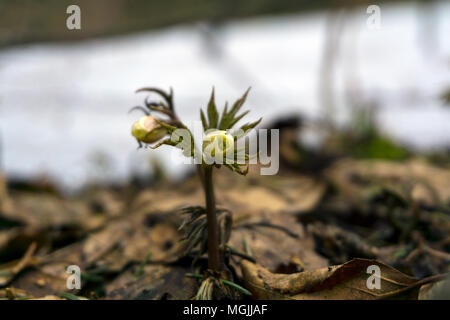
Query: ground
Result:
<box><xmin>0</xmin><ymin>157</ymin><xmax>449</xmax><ymax>300</ymax></box>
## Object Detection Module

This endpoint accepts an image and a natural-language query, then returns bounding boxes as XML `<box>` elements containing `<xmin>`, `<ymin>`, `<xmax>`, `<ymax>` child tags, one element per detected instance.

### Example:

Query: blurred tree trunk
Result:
<box><xmin>0</xmin><ymin>0</ymin><xmax>413</xmax><ymax>47</ymax></box>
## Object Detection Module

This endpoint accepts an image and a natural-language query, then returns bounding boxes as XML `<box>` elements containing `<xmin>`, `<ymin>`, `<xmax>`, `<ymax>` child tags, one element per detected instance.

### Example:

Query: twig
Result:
<box><xmin>12</xmin><ymin>242</ymin><xmax>37</xmax><ymax>274</ymax></box>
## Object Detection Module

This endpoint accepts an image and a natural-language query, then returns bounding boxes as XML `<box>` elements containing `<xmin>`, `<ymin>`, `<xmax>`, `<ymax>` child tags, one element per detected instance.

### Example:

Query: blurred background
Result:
<box><xmin>0</xmin><ymin>0</ymin><xmax>449</xmax><ymax>192</ymax></box>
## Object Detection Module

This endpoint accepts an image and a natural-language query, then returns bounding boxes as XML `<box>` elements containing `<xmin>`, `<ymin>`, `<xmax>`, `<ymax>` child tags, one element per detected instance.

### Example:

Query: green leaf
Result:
<box><xmin>218</xmin><ymin>88</ymin><xmax>251</xmax><ymax>129</ymax></box>
<box><xmin>150</xmin><ymin>138</ymin><xmax>177</xmax><ymax>149</ymax></box>
<box><xmin>154</xmin><ymin>119</ymin><xmax>178</xmax><ymax>134</ymax></box>
<box><xmin>207</xmin><ymin>87</ymin><xmax>219</xmax><ymax>129</ymax></box>
<box><xmin>228</xmin><ymin>110</ymin><xmax>250</xmax><ymax>128</ymax></box>
<box><xmin>223</xmin><ymin>164</ymin><xmax>235</xmax><ymax>173</ymax></box>
<box><xmin>220</xmin><ymin>279</ymin><xmax>252</xmax><ymax>296</ymax></box>
<box><xmin>218</xmin><ymin>102</ymin><xmax>229</xmax><ymax>129</ymax></box>
<box><xmin>232</xmin><ymin>163</ymin><xmax>249</xmax><ymax>176</ymax></box>
<box><xmin>240</xmin><ymin>117</ymin><xmax>262</xmax><ymax>132</ymax></box>
<box><xmin>57</xmin><ymin>292</ymin><xmax>82</xmax><ymax>300</ymax></box>
<box><xmin>228</xmin><ymin>87</ymin><xmax>251</xmax><ymax>120</ymax></box>
<box><xmin>232</xmin><ymin>117</ymin><xmax>262</xmax><ymax>139</ymax></box>
<box><xmin>200</xmin><ymin>109</ymin><xmax>208</xmax><ymax>131</ymax></box>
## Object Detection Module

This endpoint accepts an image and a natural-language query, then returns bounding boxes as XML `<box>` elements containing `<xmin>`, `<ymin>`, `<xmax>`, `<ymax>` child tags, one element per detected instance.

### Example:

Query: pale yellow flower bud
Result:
<box><xmin>131</xmin><ymin>115</ymin><xmax>167</xmax><ymax>144</ymax></box>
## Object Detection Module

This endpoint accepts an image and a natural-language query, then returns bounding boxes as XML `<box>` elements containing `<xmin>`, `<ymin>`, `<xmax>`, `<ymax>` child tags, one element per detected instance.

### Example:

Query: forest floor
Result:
<box><xmin>0</xmin><ymin>156</ymin><xmax>449</xmax><ymax>300</ymax></box>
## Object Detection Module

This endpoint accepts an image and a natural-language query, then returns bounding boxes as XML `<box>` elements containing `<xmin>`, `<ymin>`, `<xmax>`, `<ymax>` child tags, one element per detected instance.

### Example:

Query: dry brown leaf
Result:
<box><xmin>419</xmin><ymin>276</ymin><xmax>450</xmax><ymax>300</ymax></box>
<box><xmin>241</xmin><ymin>258</ymin><xmax>447</xmax><ymax>300</ymax></box>
<box><xmin>106</xmin><ymin>264</ymin><xmax>197</xmax><ymax>300</ymax></box>
<box><xmin>221</xmin><ymin>177</ymin><xmax>325</xmax><ymax>213</ymax></box>
<box><xmin>230</xmin><ymin>211</ymin><xmax>328</xmax><ymax>274</ymax></box>
<box><xmin>326</xmin><ymin>158</ymin><xmax>450</xmax><ymax>206</ymax></box>
<box><xmin>6</xmin><ymin>242</ymin><xmax>85</xmax><ymax>297</ymax></box>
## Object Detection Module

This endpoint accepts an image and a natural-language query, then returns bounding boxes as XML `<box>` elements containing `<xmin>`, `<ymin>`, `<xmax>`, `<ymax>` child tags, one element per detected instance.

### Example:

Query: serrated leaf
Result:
<box><xmin>154</xmin><ymin>119</ymin><xmax>178</xmax><ymax>134</ymax></box>
<box><xmin>207</xmin><ymin>88</ymin><xmax>219</xmax><ymax>129</ymax></box>
<box><xmin>240</xmin><ymin>117</ymin><xmax>262</xmax><ymax>132</ymax></box>
<box><xmin>228</xmin><ymin>110</ymin><xmax>250</xmax><ymax>128</ymax></box>
<box><xmin>228</xmin><ymin>87</ymin><xmax>251</xmax><ymax>119</ymax></box>
<box><xmin>200</xmin><ymin>109</ymin><xmax>208</xmax><ymax>131</ymax></box>
<box><xmin>219</xmin><ymin>88</ymin><xmax>251</xmax><ymax>130</ymax></box>
<box><xmin>218</xmin><ymin>102</ymin><xmax>229</xmax><ymax>129</ymax></box>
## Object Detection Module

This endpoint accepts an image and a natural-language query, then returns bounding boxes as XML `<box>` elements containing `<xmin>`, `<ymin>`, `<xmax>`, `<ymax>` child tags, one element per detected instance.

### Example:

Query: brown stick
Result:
<box><xmin>203</xmin><ymin>165</ymin><xmax>221</xmax><ymax>272</ymax></box>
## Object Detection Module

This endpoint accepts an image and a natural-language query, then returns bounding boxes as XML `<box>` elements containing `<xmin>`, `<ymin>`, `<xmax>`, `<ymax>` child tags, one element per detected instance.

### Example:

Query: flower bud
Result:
<box><xmin>131</xmin><ymin>115</ymin><xmax>168</xmax><ymax>144</ymax></box>
<box><xmin>202</xmin><ymin>130</ymin><xmax>234</xmax><ymax>161</ymax></box>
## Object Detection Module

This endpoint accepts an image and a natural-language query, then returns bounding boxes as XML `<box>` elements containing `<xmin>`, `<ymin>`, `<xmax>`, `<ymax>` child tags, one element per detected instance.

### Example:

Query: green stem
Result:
<box><xmin>202</xmin><ymin>165</ymin><xmax>221</xmax><ymax>272</ymax></box>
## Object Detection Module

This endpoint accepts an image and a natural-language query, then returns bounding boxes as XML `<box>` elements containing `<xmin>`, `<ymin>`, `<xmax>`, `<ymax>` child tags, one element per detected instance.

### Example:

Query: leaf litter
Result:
<box><xmin>0</xmin><ymin>156</ymin><xmax>448</xmax><ymax>300</ymax></box>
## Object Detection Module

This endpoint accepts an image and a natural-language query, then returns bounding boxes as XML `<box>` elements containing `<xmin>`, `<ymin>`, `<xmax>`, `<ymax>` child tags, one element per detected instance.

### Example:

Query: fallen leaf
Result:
<box><xmin>241</xmin><ymin>258</ymin><xmax>447</xmax><ymax>299</ymax></box>
<box><xmin>419</xmin><ymin>276</ymin><xmax>450</xmax><ymax>300</ymax></box>
<box><xmin>326</xmin><ymin>158</ymin><xmax>450</xmax><ymax>206</ymax></box>
<box><xmin>106</xmin><ymin>264</ymin><xmax>197</xmax><ymax>300</ymax></box>
<box><xmin>230</xmin><ymin>211</ymin><xmax>328</xmax><ymax>275</ymax></box>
